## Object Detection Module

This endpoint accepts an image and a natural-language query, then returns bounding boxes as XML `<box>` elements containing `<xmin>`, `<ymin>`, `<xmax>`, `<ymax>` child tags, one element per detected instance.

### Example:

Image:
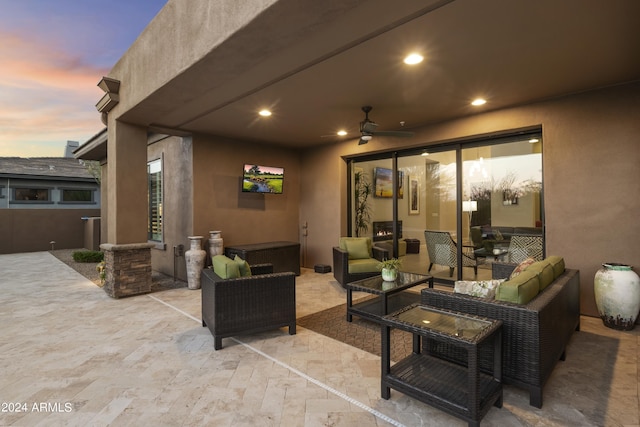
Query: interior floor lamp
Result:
<box><xmin>462</xmin><ymin>200</ymin><xmax>478</xmax><ymax>244</ymax></box>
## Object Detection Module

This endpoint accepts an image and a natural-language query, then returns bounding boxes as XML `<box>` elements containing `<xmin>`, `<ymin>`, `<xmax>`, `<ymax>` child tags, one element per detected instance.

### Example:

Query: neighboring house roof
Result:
<box><xmin>0</xmin><ymin>157</ymin><xmax>96</xmax><ymax>181</ymax></box>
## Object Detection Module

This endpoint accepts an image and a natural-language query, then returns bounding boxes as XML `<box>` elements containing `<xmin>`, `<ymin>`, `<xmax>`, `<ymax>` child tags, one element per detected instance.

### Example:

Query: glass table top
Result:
<box><xmin>391</xmin><ymin>304</ymin><xmax>494</xmax><ymax>340</ymax></box>
<box><xmin>347</xmin><ymin>272</ymin><xmax>431</xmax><ymax>293</ymax></box>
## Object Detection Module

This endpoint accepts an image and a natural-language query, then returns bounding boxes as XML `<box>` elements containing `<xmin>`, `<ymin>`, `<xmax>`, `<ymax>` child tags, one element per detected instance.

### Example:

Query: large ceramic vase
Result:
<box><xmin>185</xmin><ymin>236</ymin><xmax>206</xmax><ymax>290</ymax></box>
<box><xmin>208</xmin><ymin>230</ymin><xmax>224</xmax><ymax>260</ymax></box>
<box><xmin>594</xmin><ymin>263</ymin><xmax>640</xmax><ymax>330</ymax></box>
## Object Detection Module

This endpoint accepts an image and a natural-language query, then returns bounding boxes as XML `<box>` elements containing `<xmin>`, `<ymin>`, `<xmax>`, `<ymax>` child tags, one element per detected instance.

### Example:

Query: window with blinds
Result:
<box><xmin>148</xmin><ymin>159</ymin><xmax>163</xmax><ymax>242</ymax></box>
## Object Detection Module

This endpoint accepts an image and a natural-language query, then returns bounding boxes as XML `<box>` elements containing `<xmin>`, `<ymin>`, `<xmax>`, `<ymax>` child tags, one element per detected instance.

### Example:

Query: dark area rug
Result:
<box><xmin>297</xmin><ymin>299</ymin><xmax>414</xmax><ymax>361</ymax></box>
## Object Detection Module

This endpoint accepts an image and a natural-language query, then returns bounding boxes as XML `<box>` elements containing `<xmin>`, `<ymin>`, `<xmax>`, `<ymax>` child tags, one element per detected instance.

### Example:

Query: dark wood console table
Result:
<box><xmin>225</xmin><ymin>241</ymin><xmax>300</xmax><ymax>275</ymax></box>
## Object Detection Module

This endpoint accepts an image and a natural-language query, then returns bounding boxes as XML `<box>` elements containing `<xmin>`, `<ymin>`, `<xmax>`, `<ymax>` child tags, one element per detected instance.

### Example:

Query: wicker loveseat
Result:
<box><xmin>420</xmin><ymin>262</ymin><xmax>580</xmax><ymax>408</ymax></box>
<box><xmin>201</xmin><ymin>263</ymin><xmax>296</xmax><ymax>350</ymax></box>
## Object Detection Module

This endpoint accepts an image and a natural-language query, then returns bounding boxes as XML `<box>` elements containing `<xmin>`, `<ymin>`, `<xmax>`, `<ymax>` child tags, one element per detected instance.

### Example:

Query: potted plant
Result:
<box><xmin>378</xmin><ymin>258</ymin><xmax>402</xmax><ymax>281</ymax></box>
<box><xmin>354</xmin><ymin>170</ymin><xmax>372</xmax><ymax>237</ymax></box>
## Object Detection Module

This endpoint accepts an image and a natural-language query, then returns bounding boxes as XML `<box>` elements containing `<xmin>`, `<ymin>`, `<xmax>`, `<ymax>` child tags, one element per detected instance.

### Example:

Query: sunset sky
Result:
<box><xmin>0</xmin><ymin>0</ymin><xmax>167</xmax><ymax>157</ymax></box>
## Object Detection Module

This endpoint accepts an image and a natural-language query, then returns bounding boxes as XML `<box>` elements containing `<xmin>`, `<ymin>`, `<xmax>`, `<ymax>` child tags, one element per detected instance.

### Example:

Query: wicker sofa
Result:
<box><xmin>420</xmin><ymin>262</ymin><xmax>580</xmax><ymax>408</ymax></box>
<box><xmin>201</xmin><ymin>263</ymin><xmax>296</xmax><ymax>350</ymax></box>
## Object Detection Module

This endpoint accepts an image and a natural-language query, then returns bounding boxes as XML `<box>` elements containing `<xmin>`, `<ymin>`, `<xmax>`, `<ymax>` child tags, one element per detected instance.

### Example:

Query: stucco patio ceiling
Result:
<box><xmin>120</xmin><ymin>0</ymin><xmax>640</xmax><ymax>148</ymax></box>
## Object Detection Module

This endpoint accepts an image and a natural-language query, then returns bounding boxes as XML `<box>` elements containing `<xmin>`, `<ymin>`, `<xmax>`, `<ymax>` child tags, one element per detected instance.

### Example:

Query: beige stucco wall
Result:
<box><xmin>300</xmin><ymin>82</ymin><xmax>640</xmax><ymax>316</ymax></box>
<box><xmin>107</xmin><ymin>0</ymin><xmax>279</xmax><ymax>121</ymax></box>
<box><xmin>148</xmin><ymin>135</ymin><xmax>193</xmax><ymax>281</ymax></box>
<box><xmin>191</xmin><ymin>134</ymin><xmax>301</xmax><ymax>255</ymax></box>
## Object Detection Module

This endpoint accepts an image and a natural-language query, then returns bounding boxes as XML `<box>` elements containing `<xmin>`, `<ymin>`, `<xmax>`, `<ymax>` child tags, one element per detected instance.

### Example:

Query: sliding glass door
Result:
<box><xmin>348</xmin><ymin>132</ymin><xmax>543</xmax><ymax>285</ymax></box>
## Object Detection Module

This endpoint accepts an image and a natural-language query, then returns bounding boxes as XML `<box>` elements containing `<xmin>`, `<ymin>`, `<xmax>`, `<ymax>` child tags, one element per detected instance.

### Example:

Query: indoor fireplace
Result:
<box><xmin>372</xmin><ymin>221</ymin><xmax>402</xmax><ymax>242</ymax></box>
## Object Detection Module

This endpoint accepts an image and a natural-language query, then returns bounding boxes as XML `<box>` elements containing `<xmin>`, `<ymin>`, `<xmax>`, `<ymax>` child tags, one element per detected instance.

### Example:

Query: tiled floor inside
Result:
<box><xmin>1</xmin><ymin>251</ymin><xmax>639</xmax><ymax>426</ymax></box>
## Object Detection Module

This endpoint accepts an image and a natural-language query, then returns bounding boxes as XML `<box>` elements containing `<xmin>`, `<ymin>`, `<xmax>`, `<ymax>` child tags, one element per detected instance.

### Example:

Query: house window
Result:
<box><xmin>148</xmin><ymin>159</ymin><xmax>163</xmax><ymax>242</ymax></box>
<box><xmin>14</xmin><ymin>188</ymin><xmax>49</xmax><ymax>201</ymax></box>
<box><xmin>61</xmin><ymin>189</ymin><xmax>93</xmax><ymax>202</ymax></box>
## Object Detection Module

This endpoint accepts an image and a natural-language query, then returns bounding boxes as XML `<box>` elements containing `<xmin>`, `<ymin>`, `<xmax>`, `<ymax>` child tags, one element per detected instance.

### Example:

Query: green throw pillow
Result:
<box><xmin>212</xmin><ymin>255</ymin><xmax>240</xmax><ymax>279</ymax></box>
<box><xmin>234</xmin><ymin>255</ymin><xmax>252</xmax><ymax>277</ymax></box>
<box><xmin>344</xmin><ymin>238</ymin><xmax>371</xmax><ymax>260</ymax></box>
<box><xmin>526</xmin><ymin>260</ymin><xmax>555</xmax><ymax>291</ymax></box>
<box><xmin>545</xmin><ymin>255</ymin><xmax>565</xmax><ymax>279</ymax></box>
<box><xmin>496</xmin><ymin>270</ymin><xmax>540</xmax><ymax>304</ymax></box>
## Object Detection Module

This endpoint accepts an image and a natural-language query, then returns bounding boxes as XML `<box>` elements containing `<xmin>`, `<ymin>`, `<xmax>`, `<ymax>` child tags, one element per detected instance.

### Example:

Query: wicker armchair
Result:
<box><xmin>424</xmin><ymin>230</ymin><xmax>478</xmax><ymax>277</ymax></box>
<box><xmin>332</xmin><ymin>237</ymin><xmax>388</xmax><ymax>287</ymax></box>
<box><xmin>201</xmin><ymin>264</ymin><xmax>296</xmax><ymax>350</ymax></box>
<box><xmin>420</xmin><ymin>265</ymin><xmax>580</xmax><ymax>408</ymax></box>
<box><xmin>508</xmin><ymin>234</ymin><xmax>543</xmax><ymax>263</ymax></box>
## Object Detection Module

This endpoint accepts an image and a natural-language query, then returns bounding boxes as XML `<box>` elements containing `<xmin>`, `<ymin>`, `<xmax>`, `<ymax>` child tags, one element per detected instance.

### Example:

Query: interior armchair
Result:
<box><xmin>424</xmin><ymin>230</ymin><xmax>478</xmax><ymax>277</ymax></box>
<box><xmin>508</xmin><ymin>234</ymin><xmax>544</xmax><ymax>264</ymax></box>
<box><xmin>333</xmin><ymin>237</ymin><xmax>388</xmax><ymax>287</ymax></box>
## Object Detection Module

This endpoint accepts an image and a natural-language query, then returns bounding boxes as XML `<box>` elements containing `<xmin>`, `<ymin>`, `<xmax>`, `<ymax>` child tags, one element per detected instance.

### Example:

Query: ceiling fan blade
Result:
<box><xmin>372</xmin><ymin>130</ymin><xmax>414</xmax><ymax>138</ymax></box>
<box><xmin>361</xmin><ymin>121</ymin><xmax>378</xmax><ymax>134</ymax></box>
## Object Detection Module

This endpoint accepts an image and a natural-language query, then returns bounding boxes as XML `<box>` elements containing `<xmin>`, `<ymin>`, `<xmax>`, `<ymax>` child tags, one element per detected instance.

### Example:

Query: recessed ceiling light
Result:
<box><xmin>529</xmin><ymin>138</ymin><xmax>539</xmax><ymax>143</ymax></box>
<box><xmin>403</xmin><ymin>53</ymin><xmax>424</xmax><ymax>65</ymax></box>
<box><xmin>471</xmin><ymin>98</ymin><xmax>486</xmax><ymax>106</ymax></box>
<box><xmin>337</xmin><ymin>130</ymin><xmax>347</xmax><ymax>136</ymax></box>
<box><xmin>258</xmin><ymin>109</ymin><xmax>272</xmax><ymax>117</ymax></box>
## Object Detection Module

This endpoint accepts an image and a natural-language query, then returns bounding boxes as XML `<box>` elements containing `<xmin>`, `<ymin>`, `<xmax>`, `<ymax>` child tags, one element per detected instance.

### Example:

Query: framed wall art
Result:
<box><xmin>373</xmin><ymin>167</ymin><xmax>404</xmax><ymax>198</ymax></box>
<box><xmin>409</xmin><ymin>175</ymin><xmax>419</xmax><ymax>214</ymax></box>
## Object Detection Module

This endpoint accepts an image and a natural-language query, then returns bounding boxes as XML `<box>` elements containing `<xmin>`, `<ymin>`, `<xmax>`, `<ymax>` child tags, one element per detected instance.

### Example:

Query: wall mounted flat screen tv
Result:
<box><xmin>242</xmin><ymin>164</ymin><xmax>284</xmax><ymax>194</ymax></box>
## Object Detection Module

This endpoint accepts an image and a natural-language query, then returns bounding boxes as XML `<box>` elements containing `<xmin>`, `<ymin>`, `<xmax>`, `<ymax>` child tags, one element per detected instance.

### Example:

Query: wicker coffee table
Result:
<box><xmin>345</xmin><ymin>272</ymin><xmax>433</xmax><ymax>323</ymax></box>
<box><xmin>381</xmin><ymin>303</ymin><xmax>503</xmax><ymax>427</ymax></box>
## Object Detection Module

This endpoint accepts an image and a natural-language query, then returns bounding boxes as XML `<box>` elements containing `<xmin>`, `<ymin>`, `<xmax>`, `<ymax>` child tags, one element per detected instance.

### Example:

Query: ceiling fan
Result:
<box><xmin>358</xmin><ymin>105</ymin><xmax>414</xmax><ymax>145</ymax></box>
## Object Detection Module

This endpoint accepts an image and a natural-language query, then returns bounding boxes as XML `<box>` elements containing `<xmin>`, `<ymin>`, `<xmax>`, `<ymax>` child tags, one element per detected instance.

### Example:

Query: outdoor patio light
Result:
<box><xmin>404</xmin><ymin>53</ymin><xmax>424</xmax><ymax>65</ymax></box>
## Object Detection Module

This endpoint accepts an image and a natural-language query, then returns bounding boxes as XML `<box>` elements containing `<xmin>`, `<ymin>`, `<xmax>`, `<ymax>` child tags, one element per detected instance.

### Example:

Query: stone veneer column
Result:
<box><xmin>100</xmin><ymin>243</ymin><xmax>155</xmax><ymax>298</ymax></box>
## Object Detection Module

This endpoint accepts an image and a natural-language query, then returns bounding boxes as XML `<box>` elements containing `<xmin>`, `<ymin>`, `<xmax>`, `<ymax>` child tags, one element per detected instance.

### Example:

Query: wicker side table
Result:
<box><xmin>381</xmin><ymin>304</ymin><xmax>502</xmax><ymax>427</ymax></box>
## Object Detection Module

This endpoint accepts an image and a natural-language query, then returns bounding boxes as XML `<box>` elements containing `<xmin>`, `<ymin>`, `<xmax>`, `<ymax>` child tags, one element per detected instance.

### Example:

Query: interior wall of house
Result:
<box><xmin>300</xmin><ymin>81</ymin><xmax>640</xmax><ymax>317</ymax></box>
<box><xmin>191</xmin><ymin>133</ymin><xmax>302</xmax><ymax>261</ymax></box>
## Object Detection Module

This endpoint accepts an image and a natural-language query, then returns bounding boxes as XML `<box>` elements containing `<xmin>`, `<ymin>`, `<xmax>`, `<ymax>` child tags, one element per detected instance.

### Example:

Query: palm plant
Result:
<box><xmin>354</xmin><ymin>170</ymin><xmax>372</xmax><ymax>237</ymax></box>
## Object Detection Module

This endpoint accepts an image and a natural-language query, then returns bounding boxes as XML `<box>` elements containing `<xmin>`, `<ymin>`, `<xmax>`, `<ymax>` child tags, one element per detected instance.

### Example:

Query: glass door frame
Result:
<box><xmin>345</xmin><ymin>127</ymin><xmax>544</xmax><ymax>284</ymax></box>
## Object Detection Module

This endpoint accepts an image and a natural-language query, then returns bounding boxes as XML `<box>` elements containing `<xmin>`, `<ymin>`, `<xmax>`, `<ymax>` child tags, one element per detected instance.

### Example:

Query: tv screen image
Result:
<box><xmin>242</xmin><ymin>164</ymin><xmax>284</xmax><ymax>194</ymax></box>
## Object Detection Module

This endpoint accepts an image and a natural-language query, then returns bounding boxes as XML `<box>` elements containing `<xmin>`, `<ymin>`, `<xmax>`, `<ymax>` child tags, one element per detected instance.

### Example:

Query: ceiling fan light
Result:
<box><xmin>361</xmin><ymin>135</ymin><xmax>372</xmax><ymax>141</ymax></box>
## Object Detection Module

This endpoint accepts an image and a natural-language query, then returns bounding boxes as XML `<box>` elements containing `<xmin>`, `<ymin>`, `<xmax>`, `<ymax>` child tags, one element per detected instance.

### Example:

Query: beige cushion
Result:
<box><xmin>526</xmin><ymin>260</ymin><xmax>555</xmax><ymax>291</ymax></box>
<box><xmin>545</xmin><ymin>255</ymin><xmax>565</xmax><ymax>279</ymax></box>
<box><xmin>510</xmin><ymin>257</ymin><xmax>536</xmax><ymax>279</ymax></box>
<box><xmin>348</xmin><ymin>258</ymin><xmax>380</xmax><ymax>274</ymax></box>
<box><xmin>496</xmin><ymin>270</ymin><xmax>540</xmax><ymax>304</ymax></box>
<box><xmin>454</xmin><ymin>279</ymin><xmax>504</xmax><ymax>299</ymax></box>
<box><xmin>234</xmin><ymin>255</ymin><xmax>252</xmax><ymax>277</ymax></box>
<box><xmin>212</xmin><ymin>255</ymin><xmax>240</xmax><ymax>279</ymax></box>
<box><xmin>343</xmin><ymin>238</ymin><xmax>372</xmax><ymax>260</ymax></box>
